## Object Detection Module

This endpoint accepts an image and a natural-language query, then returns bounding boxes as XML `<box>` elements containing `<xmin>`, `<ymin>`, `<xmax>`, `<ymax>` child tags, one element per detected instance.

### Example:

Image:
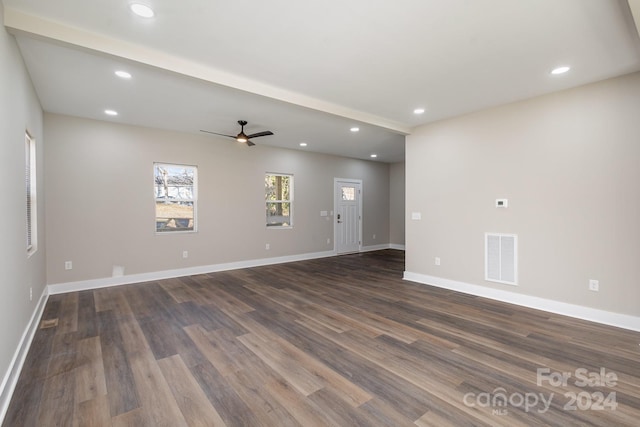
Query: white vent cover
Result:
<box><xmin>485</xmin><ymin>233</ymin><xmax>518</xmax><ymax>285</ymax></box>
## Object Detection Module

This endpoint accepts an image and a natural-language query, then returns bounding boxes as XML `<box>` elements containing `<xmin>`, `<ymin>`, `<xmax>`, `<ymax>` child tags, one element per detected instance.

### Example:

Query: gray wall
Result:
<box><xmin>389</xmin><ymin>162</ymin><xmax>405</xmax><ymax>246</ymax></box>
<box><xmin>406</xmin><ymin>72</ymin><xmax>640</xmax><ymax>317</ymax></box>
<box><xmin>44</xmin><ymin>114</ymin><xmax>392</xmax><ymax>284</ymax></box>
<box><xmin>0</xmin><ymin>3</ymin><xmax>46</xmax><ymax>402</ymax></box>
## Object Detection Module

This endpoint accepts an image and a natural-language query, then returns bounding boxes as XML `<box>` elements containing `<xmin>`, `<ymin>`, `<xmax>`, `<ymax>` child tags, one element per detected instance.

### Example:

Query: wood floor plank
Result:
<box><xmin>111</xmin><ymin>408</ymin><xmax>147</xmax><ymax>427</ymax></box>
<box><xmin>224</xmin><ymin>369</ymin><xmax>301</xmax><ymax>427</ymax></box>
<box><xmin>289</xmin><ymin>318</ymin><xmax>442</xmax><ymax>420</ymax></box>
<box><xmin>74</xmin><ymin>336</ymin><xmax>107</xmax><ymax>404</ymax></box>
<box><xmin>219</xmin><ymin>308</ymin><xmax>279</xmax><ymax>342</ymax></box>
<box><xmin>183</xmin><ymin>324</ymin><xmax>250</xmax><ymax>377</ymax></box>
<box><xmin>110</xmin><ymin>295</ymin><xmax>189</xmax><ymax>426</ymax></box>
<box><xmin>306</xmin><ymin>387</ymin><xmax>391</xmax><ymax>427</ymax></box>
<box><xmin>57</xmin><ymin>292</ymin><xmax>79</xmax><ymax>334</ymax></box>
<box><xmin>237</xmin><ymin>333</ymin><xmax>325</xmax><ymax>396</ymax></box>
<box><xmin>136</xmin><ymin>314</ymin><xmax>180</xmax><ymax>360</ymax></box>
<box><xmin>264</xmin><ymin>333</ymin><xmax>373</xmax><ymax>407</ymax></box>
<box><xmin>36</xmin><ymin>370</ymin><xmax>76</xmax><ymax>427</ymax></box>
<box><xmin>233</xmin><ymin>315</ymin><xmax>376</xmax><ymax>412</ymax></box>
<box><xmin>4</xmin><ymin>250</ymin><xmax>639</xmax><ymax>427</ymax></box>
<box><xmin>127</xmin><ymin>350</ymin><xmax>189</xmax><ymax>427</ymax></box>
<box><xmin>262</xmin><ymin>376</ymin><xmax>335</xmax><ymax>426</ymax></box>
<box><xmin>353</xmin><ymin>398</ymin><xmax>416</xmax><ymax>427</ymax></box>
<box><xmin>198</xmin><ymin>282</ymin><xmax>256</xmax><ymax>315</ymax></box>
<box><xmin>96</xmin><ymin>310</ymin><xmax>140</xmax><ymax>417</ymax></box>
<box><xmin>93</xmin><ymin>288</ymin><xmax>114</xmax><ymax>313</ymax></box>
<box><xmin>46</xmin><ymin>331</ymin><xmax>78</xmax><ymax>378</ymax></box>
<box><xmin>158</xmin><ymin>355</ymin><xmax>227</xmax><ymax>427</ymax></box>
<box><xmin>74</xmin><ymin>394</ymin><xmax>112</xmax><ymax>427</ymax></box>
<box><xmin>76</xmin><ymin>290</ymin><xmax>98</xmax><ymax>339</ymax></box>
<box><xmin>158</xmin><ymin>277</ymin><xmax>201</xmax><ymax>304</ymax></box>
<box><xmin>122</xmin><ymin>282</ymin><xmax>167</xmax><ymax>319</ymax></box>
<box><xmin>244</xmin><ymin>283</ymin><xmax>383</xmax><ymax>338</ymax></box>
<box><xmin>165</xmin><ymin>300</ymin><xmax>222</xmax><ymax>331</ymax></box>
<box><xmin>189</xmin><ymin>361</ymin><xmax>264</xmax><ymax>426</ymax></box>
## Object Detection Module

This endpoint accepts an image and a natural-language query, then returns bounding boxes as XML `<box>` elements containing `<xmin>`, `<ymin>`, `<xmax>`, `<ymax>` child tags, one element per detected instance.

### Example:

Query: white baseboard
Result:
<box><xmin>360</xmin><ymin>244</ymin><xmax>391</xmax><ymax>252</ymax></box>
<box><xmin>49</xmin><ymin>246</ymin><xmax>407</xmax><ymax>295</ymax></box>
<box><xmin>403</xmin><ymin>271</ymin><xmax>640</xmax><ymax>332</ymax></box>
<box><xmin>48</xmin><ymin>250</ymin><xmax>336</xmax><ymax>295</ymax></box>
<box><xmin>360</xmin><ymin>243</ymin><xmax>405</xmax><ymax>252</ymax></box>
<box><xmin>0</xmin><ymin>287</ymin><xmax>49</xmax><ymax>422</ymax></box>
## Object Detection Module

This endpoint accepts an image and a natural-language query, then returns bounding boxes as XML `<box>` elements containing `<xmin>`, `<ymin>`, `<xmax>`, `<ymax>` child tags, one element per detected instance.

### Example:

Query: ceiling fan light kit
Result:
<box><xmin>200</xmin><ymin>120</ymin><xmax>273</xmax><ymax>147</ymax></box>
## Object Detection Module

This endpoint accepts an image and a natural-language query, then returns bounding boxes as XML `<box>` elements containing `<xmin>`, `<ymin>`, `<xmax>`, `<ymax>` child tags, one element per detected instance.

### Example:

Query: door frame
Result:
<box><xmin>333</xmin><ymin>178</ymin><xmax>363</xmax><ymax>254</ymax></box>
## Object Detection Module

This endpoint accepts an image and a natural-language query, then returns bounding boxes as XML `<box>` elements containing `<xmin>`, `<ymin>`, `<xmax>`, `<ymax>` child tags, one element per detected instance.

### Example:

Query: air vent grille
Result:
<box><xmin>485</xmin><ymin>233</ymin><xmax>518</xmax><ymax>285</ymax></box>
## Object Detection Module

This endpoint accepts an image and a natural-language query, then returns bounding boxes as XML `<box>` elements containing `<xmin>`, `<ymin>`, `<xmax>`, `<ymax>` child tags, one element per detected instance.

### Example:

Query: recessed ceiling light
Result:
<box><xmin>115</xmin><ymin>70</ymin><xmax>132</xmax><ymax>79</ymax></box>
<box><xmin>370</xmin><ymin>154</ymin><xmax>378</xmax><ymax>158</ymax></box>
<box><xmin>130</xmin><ymin>3</ymin><xmax>155</xmax><ymax>18</ymax></box>
<box><xmin>104</xmin><ymin>109</ymin><xmax>118</xmax><ymax>116</ymax></box>
<box><xmin>551</xmin><ymin>66</ymin><xmax>570</xmax><ymax>75</ymax></box>
<box><xmin>299</xmin><ymin>142</ymin><xmax>308</xmax><ymax>147</ymax></box>
<box><xmin>350</xmin><ymin>127</ymin><xmax>360</xmax><ymax>132</ymax></box>
<box><xmin>413</xmin><ymin>108</ymin><xmax>425</xmax><ymax>115</ymax></box>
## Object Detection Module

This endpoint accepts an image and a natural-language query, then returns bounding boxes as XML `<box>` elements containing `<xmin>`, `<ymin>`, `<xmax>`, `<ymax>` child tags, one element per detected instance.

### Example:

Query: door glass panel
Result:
<box><xmin>341</xmin><ymin>186</ymin><xmax>355</xmax><ymax>201</ymax></box>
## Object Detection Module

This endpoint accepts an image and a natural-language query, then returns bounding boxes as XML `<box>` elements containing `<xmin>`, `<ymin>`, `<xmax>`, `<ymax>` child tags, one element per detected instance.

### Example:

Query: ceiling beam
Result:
<box><xmin>4</xmin><ymin>7</ymin><xmax>411</xmax><ymax>135</ymax></box>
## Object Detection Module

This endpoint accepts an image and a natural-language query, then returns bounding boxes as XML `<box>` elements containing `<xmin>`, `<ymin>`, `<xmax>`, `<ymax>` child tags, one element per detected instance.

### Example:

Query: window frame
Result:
<box><xmin>26</xmin><ymin>131</ymin><xmax>37</xmax><ymax>256</ymax></box>
<box><xmin>154</xmin><ymin>163</ymin><xmax>198</xmax><ymax>234</ymax></box>
<box><xmin>265</xmin><ymin>173</ymin><xmax>294</xmax><ymax>228</ymax></box>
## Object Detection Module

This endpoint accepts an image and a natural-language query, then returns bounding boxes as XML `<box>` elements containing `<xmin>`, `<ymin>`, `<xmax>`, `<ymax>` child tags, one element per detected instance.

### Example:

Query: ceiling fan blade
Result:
<box><xmin>246</xmin><ymin>140</ymin><xmax>256</xmax><ymax>147</ymax></box>
<box><xmin>200</xmin><ymin>130</ymin><xmax>236</xmax><ymax>138</ymax></box>
<box><xmin>246</xmin><ymin>130</ymin><xmax>274</xmax><ymax>139</ymax></box>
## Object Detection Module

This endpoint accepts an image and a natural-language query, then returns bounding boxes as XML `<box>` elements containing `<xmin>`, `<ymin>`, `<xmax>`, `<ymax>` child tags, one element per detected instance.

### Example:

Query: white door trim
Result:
<box><xmin>333</xmin><ymin>178</ymin><xmax>363</xmax><ymax>254</ymax></box>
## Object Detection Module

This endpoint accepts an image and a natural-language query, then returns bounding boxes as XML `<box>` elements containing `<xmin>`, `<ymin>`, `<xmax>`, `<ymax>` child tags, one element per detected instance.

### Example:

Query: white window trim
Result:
<box><xmin>26</xmin><ymin>131</ymin><xmax>37</xmax><ymax>256</ymax></box>
<box><xmin>266</xmin><ymin>172</ymin><xmax>294</xmax><ymax>229</ymax></box>
<box><xmin>154</xmin><ymin>162</ymin><xmax>198</xmax><ymax>234</ymax></box>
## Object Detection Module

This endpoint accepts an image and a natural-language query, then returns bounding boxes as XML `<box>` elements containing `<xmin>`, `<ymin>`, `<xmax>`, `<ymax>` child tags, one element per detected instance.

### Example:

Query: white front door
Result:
<box><xmin>335</xmin><ymin>180</ymin><xmax>361</xmax><ymax>254</ymax></box>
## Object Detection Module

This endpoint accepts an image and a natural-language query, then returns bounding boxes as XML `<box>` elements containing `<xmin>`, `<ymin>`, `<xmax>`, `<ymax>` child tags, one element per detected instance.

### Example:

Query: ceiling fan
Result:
<box><xmin>200</xmin><ymin>120</ymin><xmax>274</xmax><ymax>146</ymax></box>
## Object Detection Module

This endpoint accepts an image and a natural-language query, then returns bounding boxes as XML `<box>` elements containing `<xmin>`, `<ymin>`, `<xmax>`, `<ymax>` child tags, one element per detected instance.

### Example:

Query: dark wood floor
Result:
<box><xmin>4</xmin><ymin>250</ymin><xmax>639</xmax><ymax>426</ymax></box>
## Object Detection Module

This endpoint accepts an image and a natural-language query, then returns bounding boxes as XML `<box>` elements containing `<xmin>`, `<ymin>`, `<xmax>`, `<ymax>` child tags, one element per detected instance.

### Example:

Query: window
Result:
<box><xmin>154</xmin><ymin>163</ymin><xmax>197</xmax><ymax>233</ymax></box>
<box><xmin>25</xmin><ymin>132</ymin><xmax>37</xmax><ymax>255</ymax></box>
<box><xmin>265</xmin><ymin>173</ymin><xmax>293</xmax><ymax>227</ymax></box>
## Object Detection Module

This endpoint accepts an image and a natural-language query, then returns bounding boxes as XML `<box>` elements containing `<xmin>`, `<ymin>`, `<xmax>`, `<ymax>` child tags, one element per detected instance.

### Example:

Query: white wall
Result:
<box><xmin>389</xmin><ymin>162</ymin><xmax>405</xmax><ymax>246</ymax></box>
<box><xmin>44</xmin><ymin>114</ymin><xmax>391</xmax><ymax>285</ymax></box>
<box><xmin>406</xmin><ymin>72</ymin><xmax>640</xmax><ymax>319</ymax></box>
<box><xmin>0</xmin><ymin>2</ymin><xmax>46</xmax><ymax>414</ymax></box>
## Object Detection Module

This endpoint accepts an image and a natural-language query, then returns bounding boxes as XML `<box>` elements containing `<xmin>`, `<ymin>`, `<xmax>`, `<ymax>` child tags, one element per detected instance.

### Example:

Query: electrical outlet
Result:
<box><xmin>266</xmin><ymin>243</ymin><xmax>270</xmax><ymax>250</ymax></box>
<box><xmin>373</xmin><ymin>234</ymin><xmax>376</xmax><ymax>240</ymax></box>
<box><xmin>29</xmin><ymin>287</ymin><xmax>33</xmax><ymax>301</ymax></box>
<box><xmin>589</xmin><ymin>279</ymin><xmax>599</xmax><ymax>292</ymax></box>
<box><xmin>182</xmin><ymin>250</ymin><xmax>188</xmax><ymax>259</ymax></box>
<box><xmin>327</xmin><ymin>238</ymin><xmax>331</xmax><ymax>244</ymax></box>
<box><xmin>64</xmin><ymin>261</ymin><xmax>73</xmax><ymax>270</ymax></box>
<box><xmin>435</xmin><ymin>257</ymin><xmax>441</xmax><ymax>266</ymax></box>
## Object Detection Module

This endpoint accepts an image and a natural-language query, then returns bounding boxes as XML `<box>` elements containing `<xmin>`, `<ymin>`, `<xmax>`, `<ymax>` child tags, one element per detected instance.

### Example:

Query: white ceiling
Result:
<box><xmin>4</xmin><ymin>0</ymin><xmax>640</xmax><ymax>163</ymax></box>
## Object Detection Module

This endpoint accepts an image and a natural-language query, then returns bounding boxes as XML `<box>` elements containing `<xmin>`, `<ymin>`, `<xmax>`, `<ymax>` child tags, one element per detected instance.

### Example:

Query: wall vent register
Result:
<box><xmin>485</xmin><ymin>233</ymin><xmax>518</xmax><ymax>285</ymax></box>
